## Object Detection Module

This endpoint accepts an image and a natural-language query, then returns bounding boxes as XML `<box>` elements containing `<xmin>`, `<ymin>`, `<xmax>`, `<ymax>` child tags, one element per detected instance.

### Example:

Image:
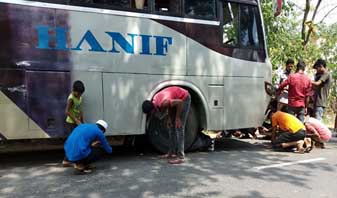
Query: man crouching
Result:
<box><xmin>271</xmin><ymin>111</ymin><xmax>306</xmax><ymax>153</ymax></box>
<box><xmin>64</xmin><ymin>120</ymin><xmax>112</xmax><ymax>173</ymax></box>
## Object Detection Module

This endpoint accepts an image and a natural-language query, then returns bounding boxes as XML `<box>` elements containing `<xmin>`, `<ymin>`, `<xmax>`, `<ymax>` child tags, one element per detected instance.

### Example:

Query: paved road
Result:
<box><xmin>1</xmin><ymin>137</ymin><xmax>337</xmax><ymax>198</ymax></box>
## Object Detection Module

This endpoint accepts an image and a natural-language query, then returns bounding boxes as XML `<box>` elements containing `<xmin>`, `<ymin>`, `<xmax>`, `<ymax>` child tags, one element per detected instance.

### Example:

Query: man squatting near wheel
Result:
<box><xmin>142</xmin><ymin>86</ymin><xmax>191</xmax><ymax>164</ymax></box>
<box><xmin>64</xmin><ymin>120</ymin><xmax>112</xmax><ymax>173</ymax></box>
<box><xmin>261</xmin><ymin>101</ymin><xmax>307</xmax><ymax>153</ymax></box>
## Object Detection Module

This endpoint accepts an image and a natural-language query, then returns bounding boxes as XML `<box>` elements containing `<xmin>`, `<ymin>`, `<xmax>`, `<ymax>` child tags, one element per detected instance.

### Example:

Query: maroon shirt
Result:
<box><xmin>278</xmin><ymin>72</ymin><xmax>312</xmax><ymax>107</ymax></box>
<box><xmin>153</xmin><ymin>86</ymin><xmax>188</xmax><ymax>108</ymax></box>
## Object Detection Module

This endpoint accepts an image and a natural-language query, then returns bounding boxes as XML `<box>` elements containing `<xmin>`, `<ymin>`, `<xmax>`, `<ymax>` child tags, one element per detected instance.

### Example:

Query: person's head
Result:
<box><xmin>72</xmin><ymin>80</ymin><xmax>85</xmax><ymax>97</ymax></box>
<box><xmin>96</xmin><ymin>120</ymin><xmax>108</xmax><ymax>133</ymax></box>
<box><xmin>296</xmin><ymin>60</ymin><xmax>306</xmax><ymax>72</ymax></box>
<box><xmin>285</xmin><ymin>58</ymin><xmax>294</xmax><ymax>71</ymax></box>
<box><xmin>142</xmin><ymin>100</ymin><xmax>154</xmax><ymax>114</ymax></box>
<box><xmin>313</xmin><ymin>58</ymin><xmax>326</xmax><ymax>74</ymax></box>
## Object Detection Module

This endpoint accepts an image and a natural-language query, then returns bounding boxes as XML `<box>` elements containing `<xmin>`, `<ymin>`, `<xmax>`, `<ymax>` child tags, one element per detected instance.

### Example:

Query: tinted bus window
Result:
<box><xmin>68</xmin><ymin>0</ymin><xmax>149</xmax><ymax>11</ymax></box>
<box><xmin>155</xmin><ymin>0</ymin><xmax>181</xmax><ymax>16</ymax></box>
<box><xmin>222</xmin><ymin>2</ymin><xmax>239</xmax><ymax>47</ymax></box>
<box><xmin>222</xmin><ymin>3</ymin><xmax>263</xmax><ymax>49</ymax></box>
<box><xmin>185</xmin><ymin>0</ymin><xmax>216</xmax><ymax>19</ymax></box>
<box><xmin>239</xmin><ymin>5</ymin><xmax>261</xmax><ymax>48</ymax></box>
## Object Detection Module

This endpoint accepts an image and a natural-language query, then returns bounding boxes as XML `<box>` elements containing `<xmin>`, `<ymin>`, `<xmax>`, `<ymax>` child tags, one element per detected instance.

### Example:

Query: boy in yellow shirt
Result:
<box><xmin>65</xmin><ymin>80</ymin><xmax>85</xmax><ymax>135</ymax></box>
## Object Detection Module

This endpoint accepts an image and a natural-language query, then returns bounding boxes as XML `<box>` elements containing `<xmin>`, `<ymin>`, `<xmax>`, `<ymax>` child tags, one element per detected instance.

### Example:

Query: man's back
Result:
<box><xmin>306</xmin><ymin>117</ymin><xmax>331</xmax><ymax>141</ymax></box>
<box><xmin>281</xmin><ymin>72</ymin><xmax>312</xmax><ymax>107</ymax></box>
<box><xmin>64</xmin><ymin>124</ymin><xmax>112</xmax><ymax>161</ymax></box>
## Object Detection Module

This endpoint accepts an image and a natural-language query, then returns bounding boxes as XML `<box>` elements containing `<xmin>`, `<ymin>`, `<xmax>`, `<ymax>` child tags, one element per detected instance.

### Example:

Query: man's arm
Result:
<box><xmin>277</xmin><ymin>78</ymin><xmax>289</xmax><ymax>93</ymax></box>
<box><xmin>312</xmin><ymin>73</ymin><xmax>330</xmax><ymax>86</ymax></box>
<box><xmin>306</xmin><ymin>124</ymin><xmax>320</xmax><ymax>137</ymax></box>
<box><xmin>97</xmin><ymin>132</ymin><xmax>112</xmax><ymax>154</ymax></box>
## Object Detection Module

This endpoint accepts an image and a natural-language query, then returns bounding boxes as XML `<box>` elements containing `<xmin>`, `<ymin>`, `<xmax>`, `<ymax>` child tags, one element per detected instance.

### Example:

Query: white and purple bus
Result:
<box><xmin>0</xmin><ymin>0</ymin><xmax>271</xmax><ymax>152</ymax></box>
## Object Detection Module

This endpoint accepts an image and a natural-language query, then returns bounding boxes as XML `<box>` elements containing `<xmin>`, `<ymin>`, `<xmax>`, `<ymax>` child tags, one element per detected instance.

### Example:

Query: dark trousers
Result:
<box><xmin>168</xmin><ymin>95</ymin><xmax>191</xmax><ymax>159</ymax></box>
<box><xmin>72</xmin><ymin>147</ymin><xmax>103</xmax><ymax>166</ymax></box>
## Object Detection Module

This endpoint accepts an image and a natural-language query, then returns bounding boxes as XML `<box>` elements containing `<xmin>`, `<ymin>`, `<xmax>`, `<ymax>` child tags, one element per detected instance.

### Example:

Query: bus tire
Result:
<box><xmin>147</xmin><ymin>103</ymin><xmax>199</xmax><ymax>153</ymax></box>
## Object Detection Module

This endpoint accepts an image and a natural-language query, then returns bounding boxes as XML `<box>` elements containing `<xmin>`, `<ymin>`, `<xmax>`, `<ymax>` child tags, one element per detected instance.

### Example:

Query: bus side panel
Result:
<box><xmin>0</xmin><ymin>4</ymin><xmax>74</xmax><ymax>140</ymax></box>
<box><xmin>102</xmin><ymin>73</ymin><xmax>166</xmax><ymax>135</ymax></box>
<box><xmin>222</xmin><ymin>77</ymin><xmax>268</xmax><ymax>129</ymax></box>
<box><xmin>26</xmin><ymin>71</ymin><xmax>70</xmax><ymax>137</ymax></box>
<box><xmin>186</xmin><ymin>35</ymin><xmax>270</xmax><ymax>129</ymax></box>
<box><xmin>64</xmin><ymin>11</ymin><xmax>186</xmax><ymax>75</ymax></box>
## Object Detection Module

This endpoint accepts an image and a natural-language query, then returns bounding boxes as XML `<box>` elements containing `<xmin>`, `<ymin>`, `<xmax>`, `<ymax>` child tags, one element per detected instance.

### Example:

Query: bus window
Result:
<box><xmin>154</xmin><ymin>0</ymin><xmax>181</xmax><ymax>16</ymax></box>
<box><xmin>239</xmin><ymin>5</ymin><xmax>261</xmax><ymax>48</ymax></box>
<box><xmin>67</xmin><ymin>0</ymin><xmax>149</xmax><ymax>11</ymax></box>
<box><xmin>184</xmin><ymin>0</ymin><xmax>216</xmax><ymax>20</ymax></box>
<box><xmin>222</xmin><ymin>2</ymin><xmax>239</xmax><ymax>47</ymax></box>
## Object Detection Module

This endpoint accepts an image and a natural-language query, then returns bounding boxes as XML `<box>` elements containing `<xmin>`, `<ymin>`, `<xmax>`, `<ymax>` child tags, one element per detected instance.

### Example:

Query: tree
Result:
<box><xmin>261</xmin><ymin>0</ymin><xmax>337</xmax><ymax>119</ymax></box>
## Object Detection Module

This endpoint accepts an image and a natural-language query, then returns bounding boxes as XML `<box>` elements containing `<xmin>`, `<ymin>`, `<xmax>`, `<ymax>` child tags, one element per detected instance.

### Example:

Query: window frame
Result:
<box><xmin>183</xmin><ymin>0</ymin><xmax>218</xmax><ymax>21</ymax></box>
<box><xmin>26</xmin><ymin>0</ymin><xmax>221</xmax><ymax>21</ymax></box>
<box><xmin>220</xmin><ymin>0</ymin><xmax>264</xmax><ymax>50</ymax></box>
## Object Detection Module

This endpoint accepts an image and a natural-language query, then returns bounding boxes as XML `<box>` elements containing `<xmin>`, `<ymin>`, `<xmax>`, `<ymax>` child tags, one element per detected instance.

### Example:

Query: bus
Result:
<box><xmin>0</xmin><ymin>0</ymin><xmax>271</xmax><ymax>152</ymax></box>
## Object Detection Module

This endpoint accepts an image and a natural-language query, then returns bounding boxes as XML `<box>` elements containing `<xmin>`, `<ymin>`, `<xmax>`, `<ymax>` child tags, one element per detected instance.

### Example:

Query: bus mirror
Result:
<box><xmin>264</xmin><ymin>81</ymin><xmax>275</xmax><ymax>97</ymax></box>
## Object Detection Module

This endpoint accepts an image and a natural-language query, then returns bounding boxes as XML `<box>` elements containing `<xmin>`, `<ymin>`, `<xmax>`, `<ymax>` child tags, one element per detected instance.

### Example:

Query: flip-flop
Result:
<box><xmin>294</xmin><ymin>148</ymin><xmax>305</xmax><ymax>154</ymax></box>
<box><xmin>159</xmin><ymin>154</ymin><xmax>176</xmax><ymax>159</ymax></box>
<box><xmin>305</xmin><ymin>146</ymin><xmax>313</xmax><ymax>153</ymax></box>
<box><xmin>168</xmin><ymin>158</ymin><xmax>185</xmax><ymax>164</ymax></box>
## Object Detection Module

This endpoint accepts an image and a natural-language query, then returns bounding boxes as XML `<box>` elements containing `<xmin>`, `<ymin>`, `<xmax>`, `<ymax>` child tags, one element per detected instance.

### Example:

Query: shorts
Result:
<box><xmin>273</xmin><ymin>129</ymin><xmax>306</xmax><ymax>146</ymax></box>
<box><xmin>65</xmin><ymin>122</ymin><xmax>78</xmax><ymax>136</ymax></box>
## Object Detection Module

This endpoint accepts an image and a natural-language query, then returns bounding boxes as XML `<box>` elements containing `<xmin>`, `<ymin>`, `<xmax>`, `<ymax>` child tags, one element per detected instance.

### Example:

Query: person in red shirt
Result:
<box><xmin>142</xmin><ymin>86</ymin><xmax>191</xmax><ymax>164</ymax></box>
<box><xmin>277</xmin><ymin>60</ymin><xmax>312</xmax><ymax>123</ymax></box>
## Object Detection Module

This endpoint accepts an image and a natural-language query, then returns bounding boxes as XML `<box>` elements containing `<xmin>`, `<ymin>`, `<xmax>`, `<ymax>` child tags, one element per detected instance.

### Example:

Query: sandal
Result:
<box><xmin>294</xmin><ymin>148</ymin><xmax>305</xmax><ymax>154</ymax></box>
<box><xmin>62</xmin><ymin>160</ymin><xmax>73</xmax><ymax>167</ymax></box>
<box><xmin>168</xmin><ymin>158</ymin><xmax>185</xmax><ymax>164</ymax></box>
<box><xmin>74</xmin><ymin>164</ymin><xmax>86</xmax><ymax>171</ymax></box>
<box><xmin>159</xmin><ymin>154</ymin><xmax>176</xmax><ymax>159</ymax></box>
<box><xmin>305</xmin><ymin>146</ymin><xmax>313</xmax><ymax>153</ymax></box>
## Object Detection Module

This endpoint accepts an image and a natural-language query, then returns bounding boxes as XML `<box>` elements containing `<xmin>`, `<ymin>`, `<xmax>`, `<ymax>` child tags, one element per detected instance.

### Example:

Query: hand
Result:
<box><xmin>175</xmin><ymin>118</ymin><xmax>182</xmax><ymax>128</ymax></box>
<box><xmin>91</xmin><ymin>140</ymin><xmax>101</xmax><ymax>147</ymax></box>
<box><xmin>216</xmin><ymin>131</ymin><xmax>223</xmax><ymax>138</ymax></box>
<box><xmin>75</xmin><ymin>119</ymin><xmax>81</xmax><ymax>125</ymax></box>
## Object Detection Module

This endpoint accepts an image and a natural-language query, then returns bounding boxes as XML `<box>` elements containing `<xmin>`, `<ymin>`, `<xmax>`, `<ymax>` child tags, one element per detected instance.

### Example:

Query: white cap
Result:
<box><xmin>96</xmin><ymin>120</ymin><xmax>108</xmax><ymax>130</ymax></box>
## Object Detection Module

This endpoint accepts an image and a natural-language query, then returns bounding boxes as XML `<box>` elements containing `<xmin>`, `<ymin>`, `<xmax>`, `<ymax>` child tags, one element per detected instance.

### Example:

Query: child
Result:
<box><xmin>65</xmin><ymin>80</ymin><xmax>85</xmax><ymax>135</ymax></box>
<box><xmin>62</xmin><ymin>80</ymin><xmax>85</xmax><ymax>167</ymax></box>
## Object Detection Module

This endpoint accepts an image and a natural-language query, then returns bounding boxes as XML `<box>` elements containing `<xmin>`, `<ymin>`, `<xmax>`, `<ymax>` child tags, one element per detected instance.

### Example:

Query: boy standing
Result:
<box><xmin>65</xmin><ymin>80</ymin><xmax>85</xmax><ymax>134</ymax></box>
<box><xmin>63</xmin><ymin>80</ymin><xmax>85</xmax><ymax>166</ymax></box>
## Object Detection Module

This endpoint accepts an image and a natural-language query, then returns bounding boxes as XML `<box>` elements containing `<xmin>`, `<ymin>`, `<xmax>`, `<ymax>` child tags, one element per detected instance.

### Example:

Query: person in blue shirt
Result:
<box><xmin>64</xmin><ymin>120</ymin><xmax>112</xmax><ymax>173</ymax></box>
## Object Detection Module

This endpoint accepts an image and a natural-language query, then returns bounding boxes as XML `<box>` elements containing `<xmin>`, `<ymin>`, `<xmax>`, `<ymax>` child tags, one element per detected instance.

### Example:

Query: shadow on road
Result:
<box><xmin>0</xmin><ymin>138</ymin><xmax>335</xmax><ymax>198</ymax></box>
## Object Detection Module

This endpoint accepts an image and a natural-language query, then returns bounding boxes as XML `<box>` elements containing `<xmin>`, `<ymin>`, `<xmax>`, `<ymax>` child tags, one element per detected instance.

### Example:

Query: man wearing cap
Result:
<box><xmin>64</xmin><ymin>120</ymin><xmax>112</xmax><ymax>173</ymax></box>
<box><xmin>142</xmin><ymin>86</ymin><xmax>191</xmax><ymax>164</ymax></box>
<box><xmin>312</xmin><ymin>59</ymin><xmax>331</xmax><ymax>121</ymax></box>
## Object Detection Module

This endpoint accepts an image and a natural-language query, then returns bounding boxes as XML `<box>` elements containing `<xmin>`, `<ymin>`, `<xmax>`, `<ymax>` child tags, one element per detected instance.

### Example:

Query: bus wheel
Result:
<box><xmin>146</xmin><ymin>103</ymin><xmax>199</xmax><ymax>153</ymax></box>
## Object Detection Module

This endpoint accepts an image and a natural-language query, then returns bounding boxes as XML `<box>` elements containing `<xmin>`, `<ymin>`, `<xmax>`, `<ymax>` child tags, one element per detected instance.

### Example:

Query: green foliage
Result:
<box><xmin>261</xmin><ymin>0</ymin><xmax>337</xmax><ymax>116</ymax></box>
